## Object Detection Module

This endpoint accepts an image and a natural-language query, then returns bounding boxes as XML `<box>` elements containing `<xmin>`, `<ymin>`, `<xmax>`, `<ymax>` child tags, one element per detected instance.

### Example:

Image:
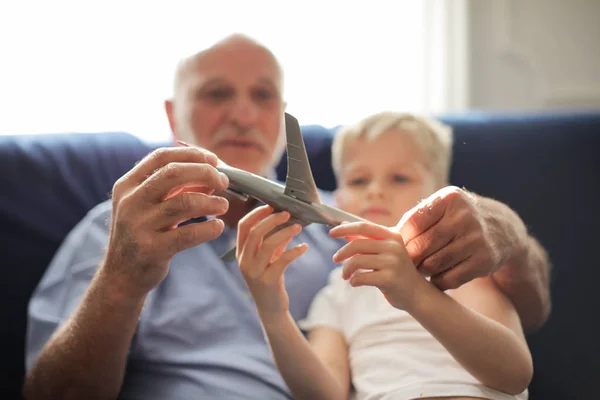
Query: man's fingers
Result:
<box><xmin>329</xmin><ymin>222</ymin><xmax>395</xmax><ymax>241</ymax></box>
<box><xmin>115</xmin><ymin>146</ymin><xmax>221</xmax><ymax>195</ymax></box>
<box><xmin>139</xmin><ymin>162</ymin><xmax>229</xmax><ymax>203</ymax></box>
<box><xmin>163</xmin><ymin>184</ymin><xmax>216</xmax><ymax>200</ymax></box>
<box><xmin>404</xmin><ymin>222</ymin><xmax>455</xmax><ymax>268</ymax></box>
<box><xmin>162</xmin><ymin>218</ymin><xmax>225</xmax><ymax>255</ymax></box>
<box><xmin>237</xmin><ymin>205</ymin><xmax>274</xmax><ymax>255</ymax></box>
<box><xmin>417</xmin><ymin>233</ymin><xmax>476</xmax><ymax>277</ymax></box>
<box><xmin>397</xmin><ymin>192</ymin><xmax>446</xmax><ymax>244</ymax></box>
<box><xmin>430</xmin><ymin>256</ymin><xmax>479</xmax><ymax>290</ymax></box>
<box><xmin>149</xmin><ymin>192</ymin><xmax>229</xmax><ymax>231</ymax></box>
<box><xmin>264</xmin><ymin>243</ymin><xmax>309</xmax><ymax>281</ymax></box>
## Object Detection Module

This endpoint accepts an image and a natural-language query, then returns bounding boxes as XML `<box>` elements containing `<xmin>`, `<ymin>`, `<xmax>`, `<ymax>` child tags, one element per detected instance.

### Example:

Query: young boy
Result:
<box><xmin>235</xmin><ymin>111</ymin><xmax>532</xmax><ymax>400</ymax></box>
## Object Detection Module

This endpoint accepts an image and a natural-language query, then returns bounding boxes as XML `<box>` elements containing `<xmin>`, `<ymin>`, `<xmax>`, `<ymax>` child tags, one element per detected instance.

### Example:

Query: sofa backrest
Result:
<box><xmin>1</xmin><ymin>111</ymin><xmax>599</xmax><ymax>399</ymax></box>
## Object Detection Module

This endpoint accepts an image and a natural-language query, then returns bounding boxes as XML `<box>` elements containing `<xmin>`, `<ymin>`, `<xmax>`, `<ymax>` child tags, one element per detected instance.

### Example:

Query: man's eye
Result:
<box><xmin>252</xmin><ymin>89</ymin><xmax>274</xmax><ymax>102</ymax></box>
<box><xmin>205</xmin><ymin>88</ymin><xmax>233</xmax><ymax>100</ymax></box>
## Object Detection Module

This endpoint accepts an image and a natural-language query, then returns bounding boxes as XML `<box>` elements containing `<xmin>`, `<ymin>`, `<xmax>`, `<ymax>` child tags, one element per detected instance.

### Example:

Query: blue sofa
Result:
<box><xmin>1</xmin><ymin>111</ymin><xmax>599</xmax><ymax>399</ymax></box>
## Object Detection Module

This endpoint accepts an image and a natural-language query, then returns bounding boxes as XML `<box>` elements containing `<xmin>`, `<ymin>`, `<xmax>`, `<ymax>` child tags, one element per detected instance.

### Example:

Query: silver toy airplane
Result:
<box><xmin>213</xmin><ymin>113</ymin><xmax>366</xmax><ymax>261</ymax></box>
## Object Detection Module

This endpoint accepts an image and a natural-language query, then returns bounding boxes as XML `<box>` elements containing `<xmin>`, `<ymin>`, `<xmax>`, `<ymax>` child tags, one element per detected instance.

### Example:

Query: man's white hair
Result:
<box><xmin>331</xmin><ymin>111</ymin><xmax>454</xmax><ymax>188</ymax></box>
<box><xmin>171</xmin><ymin>33</ymin><xmax>285</xmax><ymax>100</ymax></box>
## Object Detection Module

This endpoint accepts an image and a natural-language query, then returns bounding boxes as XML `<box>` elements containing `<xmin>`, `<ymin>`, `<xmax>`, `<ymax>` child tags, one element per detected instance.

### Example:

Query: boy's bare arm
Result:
<box><xmin>408</xmin><ymin>276</ymin><xmax>533</xmax><ymax>395</ymax></box>
<box><xmin>260</xmin><ymin>313</ymin><xmax>350</xmax><ymax>400</ymax></box>
<box><xmin>236</xmin><ymin>206</ymin><xmax>350</xmax><ymax>400</ymax></box>
<box><xmin>330</xmin><ymin>221</ymin><xmax>532</xmax><ymax>396</ymax></box>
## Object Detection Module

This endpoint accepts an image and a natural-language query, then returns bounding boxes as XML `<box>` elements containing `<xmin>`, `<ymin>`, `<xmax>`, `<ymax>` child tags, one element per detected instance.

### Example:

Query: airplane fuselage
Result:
<box><xmin>217</xmin><ymin>163</ymin><xmax>364</xmax><ymax>227</ymax></box>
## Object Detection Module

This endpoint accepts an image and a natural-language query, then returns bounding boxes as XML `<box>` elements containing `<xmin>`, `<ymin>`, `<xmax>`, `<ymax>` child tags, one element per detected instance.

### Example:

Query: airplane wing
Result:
<box><xmin>220</xmin><ymin>217</ymin><xmax>310</xmax><ymax>262</ymax></box>
<box><xmin>283</xmin><ymin>113</ymin><xmax>321</xmax><ymax>204</ymax></box>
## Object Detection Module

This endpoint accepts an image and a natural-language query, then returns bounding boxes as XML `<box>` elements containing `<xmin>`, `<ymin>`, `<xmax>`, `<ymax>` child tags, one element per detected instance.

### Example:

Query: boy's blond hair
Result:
<box><xmin>331</xmin><ymin>111</ymin><xmax>454</xmax><ymax>188</ymax></box>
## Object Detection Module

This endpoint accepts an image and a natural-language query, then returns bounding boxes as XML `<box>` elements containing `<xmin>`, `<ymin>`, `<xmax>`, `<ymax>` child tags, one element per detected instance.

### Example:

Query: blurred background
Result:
<box><xmin>1</xmin><ymin>0</ymin><xmax>598</xmax><ymax>142</ymax></box>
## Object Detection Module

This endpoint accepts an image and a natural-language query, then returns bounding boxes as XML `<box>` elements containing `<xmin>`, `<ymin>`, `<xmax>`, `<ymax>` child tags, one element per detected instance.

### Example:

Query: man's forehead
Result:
<box><xmin>175</xmin><ymin>40</ymin><xmax>282</xmax><ymax>91</ymax></box>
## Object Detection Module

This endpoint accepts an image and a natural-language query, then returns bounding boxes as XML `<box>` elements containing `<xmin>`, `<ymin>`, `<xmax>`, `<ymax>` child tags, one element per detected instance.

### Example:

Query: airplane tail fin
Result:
<box><xmin>283</xmin><ymin>113</ymin><xmax>321</xmax><ymax>204</ymax></box>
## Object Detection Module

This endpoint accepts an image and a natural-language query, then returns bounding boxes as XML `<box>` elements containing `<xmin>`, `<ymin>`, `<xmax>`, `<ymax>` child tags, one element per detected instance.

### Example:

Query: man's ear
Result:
<box><xmin>164</xmin><ymin>99</ymin><xmax>179</xmax><ymax>140</ymax></box>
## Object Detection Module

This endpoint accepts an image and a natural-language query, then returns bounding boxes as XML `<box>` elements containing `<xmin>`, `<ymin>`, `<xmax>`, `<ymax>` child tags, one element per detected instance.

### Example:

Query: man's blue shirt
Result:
<box><xmin>26</xmin><ymin>197</ymin><xmax>343</xmax><ymax>399</ymax></box>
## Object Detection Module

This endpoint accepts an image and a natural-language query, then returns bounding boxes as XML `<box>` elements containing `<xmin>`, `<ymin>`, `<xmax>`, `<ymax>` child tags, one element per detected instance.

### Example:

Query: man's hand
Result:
<box><xmin>397</xmin><ymin>186</ymin><xmax>512</xmax><ymax>291</ymax></box>
<box><xmin>329</xmin><ymin>221</ymin><xmax>425</xmax><ymax>311</ymax></box>
<box><xmin>104</xmin><ymin>146</ymin><xmax>231</xmax><ymax>298</ymax></box>
<box><xmin>237</xmin><ymin>206</ymin><xmax>308</xmax><ymax>317</ymax></box>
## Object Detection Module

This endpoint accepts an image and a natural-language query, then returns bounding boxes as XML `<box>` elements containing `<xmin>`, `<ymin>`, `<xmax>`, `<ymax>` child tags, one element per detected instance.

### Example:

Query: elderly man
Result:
<box><xmin>24</xmin><ymin>34</ymin><xmax>551</xmax><ymax>400</ymax></box>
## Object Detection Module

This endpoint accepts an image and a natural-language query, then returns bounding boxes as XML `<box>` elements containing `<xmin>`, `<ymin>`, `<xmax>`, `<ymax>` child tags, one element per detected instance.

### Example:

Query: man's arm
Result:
<box><xmin>24</xmin><ymin>269</ymin><xmax>146</xmax><ymax>400</ymax></box>
<box><xmin>23</xmin><ymin>146</ymin><xmax>230</xmax><ymax>400</ymax></box>
<box><xmin>479</xmin><ymin>196</ymin><xmax>552</xmax><ymax>333</ymax></box>
<box><xmin>397</xmin><ymin>187</ymin><xmax>552</xmax><ymax>334</ymax></box>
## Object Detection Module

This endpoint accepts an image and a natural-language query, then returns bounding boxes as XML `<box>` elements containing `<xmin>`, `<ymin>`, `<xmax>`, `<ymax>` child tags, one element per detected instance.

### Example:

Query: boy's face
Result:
<box><xmin>335</xmin><ymin>129</ymin><xmax>439</xmax><ymax>227</ymax></box>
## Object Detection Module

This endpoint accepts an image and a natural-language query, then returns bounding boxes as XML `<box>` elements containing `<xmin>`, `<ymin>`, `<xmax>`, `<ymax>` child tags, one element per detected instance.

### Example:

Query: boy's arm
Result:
<box><xmin>408</xmin><ymin>276</ymin><xmax>533</xmax><ymax>395</ymax></box>
<box><xmin>260</xmin><ymin>312</ymin><xmax>350</xmax><ymax>400</ymax></box>
<box><xmin>235</xmin><ymin>206</ymin><xmax>350</xmax><ymax>400</ymax></box>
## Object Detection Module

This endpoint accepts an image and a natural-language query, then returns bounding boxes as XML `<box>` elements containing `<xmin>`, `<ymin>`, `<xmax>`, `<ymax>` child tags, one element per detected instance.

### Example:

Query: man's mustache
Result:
<box><xmin>212</xmin><ymin>125</ymin><xmax>271</xmax><ymax>150</ymax></box>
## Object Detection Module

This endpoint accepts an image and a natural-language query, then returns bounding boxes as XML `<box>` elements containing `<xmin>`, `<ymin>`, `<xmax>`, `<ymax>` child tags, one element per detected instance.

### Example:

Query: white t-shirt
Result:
<box><xmin>298</xmin><ymin>267</ymin><xmax>528</xmax><ymax>400</ymax></box>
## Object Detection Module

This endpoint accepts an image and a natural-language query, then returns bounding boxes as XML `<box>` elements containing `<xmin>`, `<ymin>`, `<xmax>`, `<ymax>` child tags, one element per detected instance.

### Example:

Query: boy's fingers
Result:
<box><xmin>329</xmin><ymin>222</ymin><xmax>394</xmax><ymax>241</ymax></box>
<box><xmin>333</xmin><ymin>239</ymin><xmax>382</xmax><ymax>263</ymax></box>
<box><xmin>239</xmin><ymin>241</ymin><xmax>271</xmax><ymax>279</ymax></box>
<box><xmin>255</xmin><ymin>224</ymin><xmax>302</xmax><ymax>268</ymax></box>
<box><xmin>271</xmin><ymin>236</ymin><xmax>295</xmax><ymax>261</ymax></box>
<box><xmin>265</xmin><ymin>243</ymin><xmax>309</xmax><ymax>281</ymax></box>
<box><xmin>243</xmin><ymin>211</ymin><xmax>290</xmax><ymax>260</ymax></box>
<box><xmin>349</xmin><ymin>270</ymin><xmax>384</xmax><ymax>288</ymax></box>
<box><xmin>342</xmin><ymin>254</ymin><xmax>379</xmax><ymax>280</ymax></box>
<box><xmin>237</xmin><ymin>205</ymin><xmax>274</xmax><ymax>255</ymax></box>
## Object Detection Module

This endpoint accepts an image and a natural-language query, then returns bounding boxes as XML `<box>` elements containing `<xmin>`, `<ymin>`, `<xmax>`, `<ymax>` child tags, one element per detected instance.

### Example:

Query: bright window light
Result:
<box><xmin>0</xmin><ymin>1</ymin><xmax>466</xmax><ymax>142</ymax></box>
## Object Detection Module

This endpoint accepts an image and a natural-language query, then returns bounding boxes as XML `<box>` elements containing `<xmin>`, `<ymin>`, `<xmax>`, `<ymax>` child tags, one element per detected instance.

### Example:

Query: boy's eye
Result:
<box><xmin>348</xmin><ymin>177</ymin><xmax>367</xmax><ymax>186</ymax></box>
<box><xmin>393</xmin><ymin>174</ymin><xmax>409</xmax><ymax>183</ymax></box>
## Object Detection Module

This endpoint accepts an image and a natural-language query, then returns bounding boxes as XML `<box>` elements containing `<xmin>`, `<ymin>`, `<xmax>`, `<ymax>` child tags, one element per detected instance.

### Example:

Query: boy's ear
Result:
<box><xmin>333</xmin><ymin>188</ymin><xmax>342</xmax><ymax>207</ymax></box>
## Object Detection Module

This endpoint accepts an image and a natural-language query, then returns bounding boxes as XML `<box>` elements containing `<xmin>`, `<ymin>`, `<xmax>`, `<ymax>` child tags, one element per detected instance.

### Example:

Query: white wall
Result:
<box><xmin>467</xmin><ymin>0</ymin><xmax>600</xmax><ymax>111</ymax></box>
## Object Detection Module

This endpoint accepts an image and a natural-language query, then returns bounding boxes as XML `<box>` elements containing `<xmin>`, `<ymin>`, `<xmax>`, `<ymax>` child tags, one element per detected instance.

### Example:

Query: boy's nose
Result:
<box><xmin>228</xmin><ymin>96</ymin><xmax>258</xmax><ymax>128</ymax></box>
<box><xmin>366</xmin><ymin>182</ymin><xmax>385</xmax><ymax>199</ymax></box>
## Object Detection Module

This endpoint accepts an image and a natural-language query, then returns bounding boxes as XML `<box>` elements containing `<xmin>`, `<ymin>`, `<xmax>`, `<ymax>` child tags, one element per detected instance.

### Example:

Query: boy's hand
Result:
<box><xmin>237</xmin><ymin>205</ymin><xmax>308</xmax><ymax>317</ymax></box>
<box><xmin>330</xmin><ymin>221</ymin><xmax>426</xmax><ymax>311</ymax></box>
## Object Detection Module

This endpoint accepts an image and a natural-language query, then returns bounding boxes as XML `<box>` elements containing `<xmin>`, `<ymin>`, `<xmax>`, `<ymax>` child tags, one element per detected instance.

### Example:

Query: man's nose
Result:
<box><xmin>228</xmin><ymin>95</ymin><xmax>258</xmax><ymax>128</ymax></box>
